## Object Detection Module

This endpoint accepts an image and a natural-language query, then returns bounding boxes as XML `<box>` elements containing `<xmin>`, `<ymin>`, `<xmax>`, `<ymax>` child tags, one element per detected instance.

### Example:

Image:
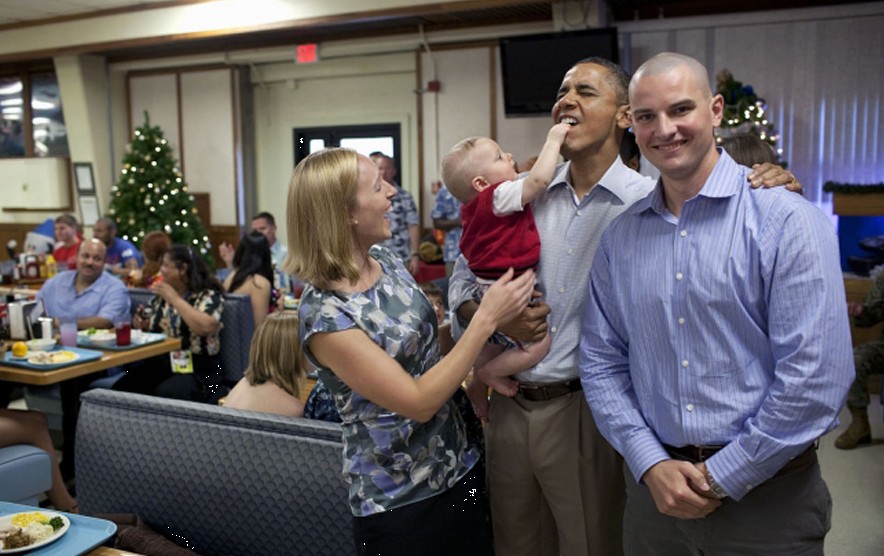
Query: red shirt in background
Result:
<box><xmin>53</xmin><ymin>239</ymin><xmax>81</xmax><ymax>270</ymax></box>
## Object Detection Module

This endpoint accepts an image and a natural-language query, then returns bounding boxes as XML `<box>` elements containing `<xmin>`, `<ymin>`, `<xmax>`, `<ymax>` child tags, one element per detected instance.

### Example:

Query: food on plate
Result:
<box><xmin>11</xmin><ymin>341</ymin><xmax>27</xmax><ymax>358</ymax></box>
<box><xmin>0</xmin><ymin>527</ymin><xmax>31</xmax><ymax>549</ymax></box>
<box><xmin>27</xmin><ymin>350</ymin><xmax>77</xmax><ymax>365</ymax></box>
<box><xmin>0</xmin><ymin>512</ymin><xmax>66</xmax><ymax>550</ymax></box>
<box><xmin>81</xmin><ymin>328</ymin><xmax>111</xmax><ymax>336</ymax></box>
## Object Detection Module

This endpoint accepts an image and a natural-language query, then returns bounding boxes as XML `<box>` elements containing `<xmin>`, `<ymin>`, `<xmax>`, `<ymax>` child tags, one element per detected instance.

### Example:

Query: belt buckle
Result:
<box><xmin>696</xmin><ymin>445</ymin><xmax>722</xmax><ymax>462</ymax></box>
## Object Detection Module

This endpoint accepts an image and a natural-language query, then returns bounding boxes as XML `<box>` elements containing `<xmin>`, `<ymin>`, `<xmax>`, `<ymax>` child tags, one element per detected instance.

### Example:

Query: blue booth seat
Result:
<box><xmin>0</xmin><ymin>445</ymin><xmax>51</xmax><ymax>505</ymax></box>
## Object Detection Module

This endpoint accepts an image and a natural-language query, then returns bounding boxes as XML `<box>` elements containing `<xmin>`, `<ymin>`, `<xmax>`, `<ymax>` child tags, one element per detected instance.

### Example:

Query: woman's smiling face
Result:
<box><xmin>350</xmin><ymin>154</ymin><xmax>397</xmax><ymax>247</ymax></box>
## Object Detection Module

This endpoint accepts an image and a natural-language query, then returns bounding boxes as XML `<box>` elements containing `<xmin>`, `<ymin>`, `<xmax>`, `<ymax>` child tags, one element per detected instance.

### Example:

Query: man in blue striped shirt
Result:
<box><xmin>580</xmin><ymin>52</ymin><xmax>853</xmax><ymax>555</ymax></box>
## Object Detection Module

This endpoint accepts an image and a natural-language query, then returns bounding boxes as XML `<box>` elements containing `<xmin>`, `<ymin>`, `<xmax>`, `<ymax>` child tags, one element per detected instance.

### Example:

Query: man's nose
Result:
<box><xmin>657</xmin><ymin>115</ymin><xmax>677</xmax><ymax>136</ymax></box>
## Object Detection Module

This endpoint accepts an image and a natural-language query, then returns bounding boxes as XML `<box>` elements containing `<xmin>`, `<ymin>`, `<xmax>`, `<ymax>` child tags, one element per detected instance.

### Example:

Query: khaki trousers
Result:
<box><xmin>486</xmin><ymin>389</ymin><xmax>625</xmax><ymax>556</ymax></box>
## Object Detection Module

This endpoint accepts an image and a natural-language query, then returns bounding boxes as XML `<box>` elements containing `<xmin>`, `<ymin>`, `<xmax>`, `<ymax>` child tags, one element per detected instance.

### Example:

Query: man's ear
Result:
<box><xmin>471</xmin><ymin>176</ymin><xmax>491</xmax><ymax>193</ymax></box>
<box><xmin>710</xmin><ymin>94</ymin><xmax>724</xmax><ymax>127</ymax></box>
<box><xmin>616</xmin><ymin>104</ymin><xmax>631</xmax><ymax>130</ymax></box>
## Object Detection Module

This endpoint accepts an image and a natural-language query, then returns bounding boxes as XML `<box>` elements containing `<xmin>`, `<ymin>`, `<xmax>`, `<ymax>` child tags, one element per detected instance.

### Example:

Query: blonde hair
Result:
<box><xmin>244</xmin><ymin>311</ymin><xmax>305</xmax><ymax>398</ymax></box>
<box><xmin>441</xmin><ymin>136</ymin><xmax>483</xmax><ymax>204</ymax></box>
<box><xmin>284</xmin><ymin>148</ymin><xmax>361</xmax><ymax>285</ymax></box>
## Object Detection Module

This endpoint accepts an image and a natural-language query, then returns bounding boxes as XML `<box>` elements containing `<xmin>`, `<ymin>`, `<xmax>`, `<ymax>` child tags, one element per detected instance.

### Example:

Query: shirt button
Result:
<box><xmin>680</xmin><ymin>230</ymin><xmax>688</xmax><ymax>237</ymax></box>
<box><xmin>567</xmin><ymin>248</ymin><xmax>573</xmax><ymax>255</ymax></box>
<box><xmin>686</xmin><ymin>403</ymin><xmax>694</xmax><ymax>412</ymax></box>
<box><xmin>746</xmin><ymin>484</ymin><xmax>753</xmax><ymax>491</ymax></box>
<box><xmin>678</xmin><ymin>317</ymin><xmax>685</xmax><ymax>325</ymax></box>
<box><xmin>676</xmin><ymin>272</ymin><xmax>684</xmax><ymax>280</ymax></box>
<box><xmin>576</xmin><ymin>210</ymin><xmax>581</xmax><ymax>216</ymax></box>
<box><xmin>551</xmin><ymin>326</ymin><xmax>557</xmax><ymax>333</ymax></box>
<box><xmin>558</xmin><ymin>287</ymin><xmax>565</xmax><ymax>294</ymax></box>
<box><xmin>682</xmin><ymin>359</ymin><xmax>689</xmax><ymax>368</ymax></box>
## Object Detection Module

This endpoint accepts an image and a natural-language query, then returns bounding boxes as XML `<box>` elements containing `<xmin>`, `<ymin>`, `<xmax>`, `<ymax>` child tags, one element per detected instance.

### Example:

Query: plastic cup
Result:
<box><xmin>115</xmin><ymin>321</ymin><xmax>131</xmax><ymax>346</ymax></box>
<box><xmin>60</xmin><ymin>319</ymin><xmax>77</xmax><ymax>347</ymax></box>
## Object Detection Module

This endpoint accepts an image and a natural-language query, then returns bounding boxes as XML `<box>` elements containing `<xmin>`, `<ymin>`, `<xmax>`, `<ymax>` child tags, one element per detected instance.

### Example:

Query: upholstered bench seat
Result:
<box><xmin>0</xmin><ymin>445</ymin><xmax>51</xmax><ymax>505</ymax></box>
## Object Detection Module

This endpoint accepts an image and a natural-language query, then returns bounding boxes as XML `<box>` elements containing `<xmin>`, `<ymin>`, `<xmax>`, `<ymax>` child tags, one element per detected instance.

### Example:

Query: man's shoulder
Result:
<box><xmin>94</xmin><ymin>271</ymin><xmax>128</xmax><ymax>292</ymax></box>
<box><xmin>39</xmin><ymin>271</ymin><xmax>74</xmax><ymax>293</ymax></box>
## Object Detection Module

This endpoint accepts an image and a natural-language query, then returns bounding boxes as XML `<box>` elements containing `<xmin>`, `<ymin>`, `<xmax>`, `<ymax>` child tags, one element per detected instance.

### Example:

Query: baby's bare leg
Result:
<box><xmin>466</xmin><ymin>344</ymin><xmax>505</xmax><ymax>421</ymax></box>
<box><xmin>476</xmin><ymin>334</ymin><xmax>552</xmax><ymax>397</ymax></box>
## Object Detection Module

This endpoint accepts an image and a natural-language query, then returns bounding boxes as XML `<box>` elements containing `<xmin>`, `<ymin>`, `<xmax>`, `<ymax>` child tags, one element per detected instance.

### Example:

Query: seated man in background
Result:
<box><xmin>36</xmin><ymin>238</ymin><xmax>131</xmax><ymax>479</ymax></box>
<box><xmin>52</xmin><ymin>214</ymin><xmax>82</xmax><ymax>270</ymax></box>
<box><xmin>92</xmin><ymin>217</ymin><xmax>143</xmax><ymax>276</ymax></box>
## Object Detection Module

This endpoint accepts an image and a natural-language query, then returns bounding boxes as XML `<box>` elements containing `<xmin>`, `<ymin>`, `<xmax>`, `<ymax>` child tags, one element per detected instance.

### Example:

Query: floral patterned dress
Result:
<box><xmin>299</xmin><ymin>246</ymin><xmax>479</xmax><ymax>516</ymax></box>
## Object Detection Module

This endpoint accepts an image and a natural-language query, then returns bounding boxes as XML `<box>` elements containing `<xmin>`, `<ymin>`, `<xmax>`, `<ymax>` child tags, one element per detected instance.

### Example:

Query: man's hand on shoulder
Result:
<box><xmin>748</xmin><ymin>163</ymin><xmax>802</xmax><ymax>194</ymax></box>
<box><xmin>642</xmin><ymin>460</ymin><xmax>722</xmax><ymax>520</ymax></box>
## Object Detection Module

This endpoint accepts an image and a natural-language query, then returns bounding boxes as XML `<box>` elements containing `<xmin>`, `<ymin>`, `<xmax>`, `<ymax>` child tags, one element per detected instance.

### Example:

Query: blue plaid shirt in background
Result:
<box><xmin>431</xmin><ymin>185</ymin><xmax>462</xmax><ymax>263</ymax></box>
<box><xmin>379</xmin><ymin>184</ymin><xmax>419</xmax><ymax>264</ymax></box>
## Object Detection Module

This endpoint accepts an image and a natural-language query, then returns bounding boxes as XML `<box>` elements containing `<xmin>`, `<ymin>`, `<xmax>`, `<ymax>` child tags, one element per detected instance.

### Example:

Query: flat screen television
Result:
<box><xmin>500</xmin><ymin>28</ymin><xmax>619</xmax><ymax>116</ymax></box>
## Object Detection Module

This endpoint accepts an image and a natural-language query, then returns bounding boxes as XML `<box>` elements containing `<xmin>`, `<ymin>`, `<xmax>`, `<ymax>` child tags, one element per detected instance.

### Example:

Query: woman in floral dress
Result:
<box><xmin>287</xmin><ymin>148</ymin><xmax>534</xmax><ymax>555</ymax></box>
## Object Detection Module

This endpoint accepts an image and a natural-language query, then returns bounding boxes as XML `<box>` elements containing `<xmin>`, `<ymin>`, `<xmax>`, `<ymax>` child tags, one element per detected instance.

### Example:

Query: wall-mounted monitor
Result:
<box><xmin>500</xmin><ymin>27</ymin><xmax>619</xmax><ymax>117</ymax></box>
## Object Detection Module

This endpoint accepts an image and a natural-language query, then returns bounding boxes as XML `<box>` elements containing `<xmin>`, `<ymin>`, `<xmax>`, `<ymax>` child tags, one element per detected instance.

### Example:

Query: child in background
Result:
<box><xmin>419</xmin><ymin>282</ymin><xmax>446</xmax><ymax>325</ymax></box>
<box><xmin>440</xmin><ymin>122</ymin><xmax>568</xmax><ymax>414</ymax></box>
<box><xmin>223</xmin><ymin>311</ymin><xmax>306</xmax><ymax>418</ymax></box>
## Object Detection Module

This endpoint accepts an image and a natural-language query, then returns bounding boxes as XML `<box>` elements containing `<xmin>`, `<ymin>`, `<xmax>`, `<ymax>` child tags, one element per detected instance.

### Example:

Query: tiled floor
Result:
<box><xmin>820</xmin><ymin>397</ymin><xmax>884</xmax><ymax>556</ymax></box>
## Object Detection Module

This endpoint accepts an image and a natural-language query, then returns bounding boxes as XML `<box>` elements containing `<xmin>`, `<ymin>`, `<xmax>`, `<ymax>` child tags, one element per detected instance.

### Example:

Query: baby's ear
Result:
<box><xmin>471</xmin><ymin>176</ymin><xmax>490</xmax><ymax>192</ymax></box>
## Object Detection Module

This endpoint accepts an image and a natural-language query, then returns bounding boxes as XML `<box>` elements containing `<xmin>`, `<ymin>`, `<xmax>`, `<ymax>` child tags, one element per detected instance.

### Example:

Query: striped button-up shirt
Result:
<box><xmin>450</xmin><ymin>156</ymin><xmax>654</xmax><ymax>383</ymax></box>
<box><xmin>580</xmin><ymin>150</ymin><xmax>853</xmax><ymax>500</ymax></box>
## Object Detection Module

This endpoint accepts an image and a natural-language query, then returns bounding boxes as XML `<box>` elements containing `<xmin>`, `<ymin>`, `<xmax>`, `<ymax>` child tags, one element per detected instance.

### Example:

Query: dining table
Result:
<box><xmin>0</xmin><ymin>337</ymin><xmax>182</xmax><ymax>386</ymax></box>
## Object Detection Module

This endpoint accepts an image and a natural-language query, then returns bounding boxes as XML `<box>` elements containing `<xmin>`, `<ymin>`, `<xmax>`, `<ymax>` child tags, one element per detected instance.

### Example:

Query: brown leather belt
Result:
<box><xmin>516</xmin><ymin>378</ymin><xmax>582</xmax><ymax>402</ymax></box>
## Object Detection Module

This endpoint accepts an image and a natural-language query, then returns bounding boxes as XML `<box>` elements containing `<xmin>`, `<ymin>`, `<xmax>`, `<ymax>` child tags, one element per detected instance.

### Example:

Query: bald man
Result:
<box><xmin>36</xmin><ymin>238</ymin><xmax>131</xmax><ymax>479</ymax></box>
<box><xmin>579</xmin><ymin>52</ymin><xmax>852</xmax><ymax>555</ymax></box>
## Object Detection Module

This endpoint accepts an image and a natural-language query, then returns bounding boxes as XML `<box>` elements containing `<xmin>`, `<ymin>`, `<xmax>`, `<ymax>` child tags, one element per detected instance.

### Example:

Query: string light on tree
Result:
<box><xmin>107</xmin><ymin>111</ymin><xmax>214</xmax><ymax>266</ymax></box>
<box><xmin>714</xmin><ymin>69</ymin><xmax>787</xmax><ymax>167</ymax></box>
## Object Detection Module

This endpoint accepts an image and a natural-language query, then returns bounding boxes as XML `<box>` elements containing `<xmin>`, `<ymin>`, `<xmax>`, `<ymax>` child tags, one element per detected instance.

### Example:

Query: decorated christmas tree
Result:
<box><xmin>108</xmin><ymin>112</ymin><xmax>213</xmax><ymax>265</ymax></box>
<box><xmin>714</xmin><ymin>70</ymin><xmax>786</xmax><ymax>168</ymax></box>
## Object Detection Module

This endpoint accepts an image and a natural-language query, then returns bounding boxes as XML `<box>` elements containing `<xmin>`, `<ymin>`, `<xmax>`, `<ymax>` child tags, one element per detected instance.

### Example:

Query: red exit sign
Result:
<box><xmin>296</xmin><ymin>43</ymin><xmax>318</xmax><ymax>63</ymax></box>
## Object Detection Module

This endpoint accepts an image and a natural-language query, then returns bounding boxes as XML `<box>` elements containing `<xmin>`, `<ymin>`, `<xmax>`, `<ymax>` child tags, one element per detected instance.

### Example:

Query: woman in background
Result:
<box><xmin>114</xmin><ymin>245</ymin><xmax>225</xmax><ymax>403</ymax></box>
<box><xmin>223</xmin><ymin>311</ymin><xmax>305</xmax><ymax>417</ymax></box>
<box><xmin>222</xmin><ymin>231</ymin><xmax>277</xmax><ymax>326</ymax></box>
<box><xmin>129</xmin><ymin>231</ymin><xmax>171</xmax><ymax>287</ymax></box>
<box><xmin>287</xmin><ymin>148</ymin><xmax>533</xmax><ymax>555</ymax></box>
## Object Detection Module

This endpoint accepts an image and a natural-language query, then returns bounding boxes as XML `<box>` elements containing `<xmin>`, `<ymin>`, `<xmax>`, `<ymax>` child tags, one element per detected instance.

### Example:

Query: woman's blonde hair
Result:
<box><xmin>284</xmin><ymin>148</ymin><xmax>361</xmax><ymax>285</ymax></box>
<box><xmin>244</xmin><ymin>311</ymin><xmax>305</xmax><ymax>398</ymax></box>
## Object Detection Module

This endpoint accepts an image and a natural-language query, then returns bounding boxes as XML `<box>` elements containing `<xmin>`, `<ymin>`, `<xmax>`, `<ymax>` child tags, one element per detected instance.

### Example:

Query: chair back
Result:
<box><xmin>219</xmin><ymin>293</ymin><xmax>254</xmax><ymax>383</ymax></box>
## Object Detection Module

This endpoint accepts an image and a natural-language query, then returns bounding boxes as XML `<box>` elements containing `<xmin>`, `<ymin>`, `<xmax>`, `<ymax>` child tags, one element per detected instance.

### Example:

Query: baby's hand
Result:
<box><xmin>547</xmin><ymin>122</ymin><xmax>571</xmax><ymax>144</ymax></box>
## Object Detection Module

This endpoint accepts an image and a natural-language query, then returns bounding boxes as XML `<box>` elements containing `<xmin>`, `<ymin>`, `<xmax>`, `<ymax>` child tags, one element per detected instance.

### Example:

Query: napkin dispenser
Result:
<box><xmin>8</xmin><ymin>300</ymin><xmax>39</xmax><ymax>340</ymax></box>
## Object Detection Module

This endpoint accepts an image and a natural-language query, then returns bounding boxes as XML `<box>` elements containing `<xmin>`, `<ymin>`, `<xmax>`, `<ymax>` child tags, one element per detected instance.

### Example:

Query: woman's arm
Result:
<box><xmin>310</xmin><ymin>268</ymin><xmax>535</xmax><ymax>422</ymax></box>
<box><xmin>153</xmin><ymin>282</ymin><xmax>220</xmax><ymax>336</ymax></box>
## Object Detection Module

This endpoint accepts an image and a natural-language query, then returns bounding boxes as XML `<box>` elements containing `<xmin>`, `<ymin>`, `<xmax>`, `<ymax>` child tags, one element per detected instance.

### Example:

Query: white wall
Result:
<box><xmin>252</xmin><ymin>52</ymin><xmax>418</xmax><ymax>237</ymax></box>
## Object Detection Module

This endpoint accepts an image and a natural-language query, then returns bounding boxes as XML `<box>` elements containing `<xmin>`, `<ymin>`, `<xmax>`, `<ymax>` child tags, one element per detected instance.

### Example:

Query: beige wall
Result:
<box><xmin>253</xmin><ymin>52</ymin><xmax>419</xmax><ymax>237</ymax></box>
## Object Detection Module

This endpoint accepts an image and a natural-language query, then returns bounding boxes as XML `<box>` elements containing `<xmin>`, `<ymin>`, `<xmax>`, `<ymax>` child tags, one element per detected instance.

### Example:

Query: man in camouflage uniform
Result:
<box><xmin>836</xmin><ymin>273</ymin><xmax>884</xmax><ymax>449</ymax></box>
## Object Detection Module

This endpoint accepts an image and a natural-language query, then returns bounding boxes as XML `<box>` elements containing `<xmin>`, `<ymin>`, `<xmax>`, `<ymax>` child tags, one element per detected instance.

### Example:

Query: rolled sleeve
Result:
<box><xmin>448</xmin><ymin>255</ymin><xmax>480</xmax><ymax>341</ymax></box>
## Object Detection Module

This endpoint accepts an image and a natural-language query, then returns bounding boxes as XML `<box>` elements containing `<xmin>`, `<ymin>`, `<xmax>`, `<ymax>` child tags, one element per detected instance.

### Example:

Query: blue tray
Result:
<box><xmin>2</xmin><ymin>346</ymin><xmax>103</xmax><ymax>371</ymax></box>
<box><xmin>77</xmin><ymin>332</ymin><xmax>166</xmax><ymax>351</ymax></box>
<box><xmin>0</xmin><ymin>502</ymin><xmax>116</xmax><ymax>555</ymax></box>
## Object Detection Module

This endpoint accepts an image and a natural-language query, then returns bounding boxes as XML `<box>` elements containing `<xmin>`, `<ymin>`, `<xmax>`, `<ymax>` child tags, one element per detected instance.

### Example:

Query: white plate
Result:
<box><xmin>25</xmin><ymin>351</ymin><xmax>80</xmax><ymax>366</ymax></box>
<box><xmin>0</xmin><ymin>512</ymin><xmax>70</xmax><ymax>553</ymax></box>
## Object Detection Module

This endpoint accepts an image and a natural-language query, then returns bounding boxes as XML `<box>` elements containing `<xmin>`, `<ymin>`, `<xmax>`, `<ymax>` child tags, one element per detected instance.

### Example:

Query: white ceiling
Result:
<box><xmin>0</xmin><ymin>0</ymin><xmax>170</xmax><ymax>26</ymax></box>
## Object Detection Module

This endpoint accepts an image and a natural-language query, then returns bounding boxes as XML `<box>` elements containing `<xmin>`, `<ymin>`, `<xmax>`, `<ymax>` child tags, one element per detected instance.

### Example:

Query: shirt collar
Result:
<box><xmin>548</xmin><ymin>156</ymin><xmax>636</xmax><ymax>203</ymax></box>
<box><xmin>639</xmin><ymin>148</ymin><xmax>745</xmax><ymax>216</ymax></box>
